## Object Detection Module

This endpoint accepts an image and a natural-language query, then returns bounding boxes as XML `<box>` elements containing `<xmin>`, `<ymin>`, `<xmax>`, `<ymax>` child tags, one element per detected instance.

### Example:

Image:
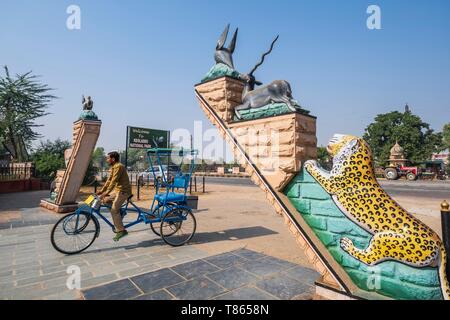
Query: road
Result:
<box><xmin>203</xmin><ymin>176</ymin><xmax>450</xmax><ymax>200</ymax></box>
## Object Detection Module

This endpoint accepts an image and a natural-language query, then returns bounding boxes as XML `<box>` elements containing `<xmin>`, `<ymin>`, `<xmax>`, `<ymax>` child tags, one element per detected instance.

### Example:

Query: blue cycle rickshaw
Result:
<box><xmin>50</xmin><ymin>148</ymin><xmax>198</xmax><ymax>255</ymax></box>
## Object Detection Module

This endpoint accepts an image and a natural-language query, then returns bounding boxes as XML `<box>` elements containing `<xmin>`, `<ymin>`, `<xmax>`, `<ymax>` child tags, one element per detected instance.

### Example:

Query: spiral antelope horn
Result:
<box><xmin>249</xmin><ymin>35</ymin><xmax>279</xmax><ymax>76</ymax></box>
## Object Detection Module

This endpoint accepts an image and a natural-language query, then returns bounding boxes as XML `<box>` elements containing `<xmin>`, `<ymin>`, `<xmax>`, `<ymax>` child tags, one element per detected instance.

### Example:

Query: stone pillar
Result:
<box><xmin>41</xmin><ymin>119</ymin><xmax>101</xmax><ymax>213</ymax></box>
<box><xmin>195</xmin><ymin>77</ymin><xmax>348</xmax><ymax>292</ymax></box>
<box><xmin>195</xmin><ymin>76</ymin><xmax>245</xmax><ymax>123</ymax></box>
<box><xmin>196</xmin><ymin>76</ymin><xmax>317</xmax><ymax>191</ymax></box>
<box><xmin>229</xmin><ymin>112</ymin><xmax>317</xmax><ymax>190</ymax></box>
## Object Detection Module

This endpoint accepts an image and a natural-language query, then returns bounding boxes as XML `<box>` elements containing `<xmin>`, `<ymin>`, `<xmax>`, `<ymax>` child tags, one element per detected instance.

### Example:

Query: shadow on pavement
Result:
<box><xmin>80</xmin><ymin>226</ymin><xmax>278</xmax><ymax>255</ymax></box>
<box><xmin>0</xmin><ymin>190</ymin><xmax>49</xmax><ymax>211</ymax></box>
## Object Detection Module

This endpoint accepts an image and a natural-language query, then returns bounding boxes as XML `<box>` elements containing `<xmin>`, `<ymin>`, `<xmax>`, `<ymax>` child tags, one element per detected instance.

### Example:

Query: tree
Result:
<box><xmin>31</xmin><ymin>139</ymin><xmax>70</xmax><ymax>181</ymax></box>
<box><xmin>443</xmin><ymin>123</ymin><xmax>450</xmax><ymax>150</ymax></box>
<box><xmin>0</xmin><ymin>66</ymin><xmax>56</xmax><ymax>162</ymax></box>
<box><xmin>317</xmin><ymin>146</ymin><xmax>332</xmax><ymax>170</ymax></box>
<box><xmin>92</xmin><ymin>147</ymin><xmax>106</xmax><ymax>170</ymax></box>
<box><xmin>443</xmin><ymin>124</ymin><xmax>450</xmax><ymax>175</ymax></box>
<box><xmin>119</xmin><ymin>149</ymin><xmax>147</xmax><ymax>170</ymax></box>
<box><xmin>363</xmin><ymin>110</ymin><xmax>445</xmax><ymax>166</ymax></box>
<box><xmin>83</xmin><ymin>159</ymin><xmax>98</xmax><ymax>186</ymax></box>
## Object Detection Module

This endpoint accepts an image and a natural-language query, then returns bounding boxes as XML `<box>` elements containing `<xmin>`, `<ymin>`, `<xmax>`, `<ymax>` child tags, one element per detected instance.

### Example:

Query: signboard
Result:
<box><xmin>127</xmin><ymin>126</ymin><xmax>170</xmax><ymax>149</ymax></box>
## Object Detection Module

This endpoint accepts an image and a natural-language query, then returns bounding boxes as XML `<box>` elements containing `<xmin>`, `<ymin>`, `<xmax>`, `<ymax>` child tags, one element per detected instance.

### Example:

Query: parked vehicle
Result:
<box><xmin>138</xmin><ymin>165</ymin><xmax>179</xmax><ymax>186</ymax></box>
<box><xmin>422</xmin><ymin>160</ymin><xmax>447</xmax><ymax>180</ymax></box>
<box><xmin>384</xmin><ymin>164</ymin><xmax>419</xmax><ymax>181</ymax></box>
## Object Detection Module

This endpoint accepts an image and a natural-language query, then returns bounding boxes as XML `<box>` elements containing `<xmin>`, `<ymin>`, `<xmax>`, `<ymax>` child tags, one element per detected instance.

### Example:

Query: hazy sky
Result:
<box><xmin>1</xmin><ymin>0</ymin><xmax>449</xmax><ymax>161</ymax></box>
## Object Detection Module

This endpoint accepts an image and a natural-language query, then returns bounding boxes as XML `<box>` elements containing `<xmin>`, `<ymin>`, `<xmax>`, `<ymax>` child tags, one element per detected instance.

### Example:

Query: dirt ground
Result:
<box><xmin>80</xmin><ymin>181</ymin><xmax>446</xmax><ymax>267</ymax></box>
<box><xmin>386</xmin><ymin>195</ymin><xmax>443</xmax><ymax>237</ymax></box>
<box><xmin>81</xmin><ymin>183</ymin><xmax>314</xmax><ymax>267</ymax></box>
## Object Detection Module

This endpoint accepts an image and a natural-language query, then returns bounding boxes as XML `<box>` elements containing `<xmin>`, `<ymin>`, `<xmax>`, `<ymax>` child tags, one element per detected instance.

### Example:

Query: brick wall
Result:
<box><xmin>284</xmin><ymin>169</ymin><xmax>443</xmax><ymax>300</ymax></box>
<box><xmin>0</xmin><ymin>179</ymin><xmax>42</xmax><ymax>193</ymax></box>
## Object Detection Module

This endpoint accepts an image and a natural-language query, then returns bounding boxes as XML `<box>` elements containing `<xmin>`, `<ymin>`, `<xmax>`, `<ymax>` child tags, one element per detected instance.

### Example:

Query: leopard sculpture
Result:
<box><xmin>304</xmin><ymin>134</ymin><xmax>449</xmax><ymax>300</ymax></box>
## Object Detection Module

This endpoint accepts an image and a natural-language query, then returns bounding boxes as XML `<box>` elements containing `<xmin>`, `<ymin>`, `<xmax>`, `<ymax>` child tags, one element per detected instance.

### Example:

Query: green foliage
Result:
<box><xmin>0</xmin><ymin>66</ymin><xmax>56</xmax><ymax>162</ymax></box>
<box><xmin>317</xmin><ymin>146</ymin><xmax>332</xmax><ymax>170</ymax></box>
<box><xmin>442</xmin><ymin>124</ymin><xmax>450</xmax><ymax>174</ymax></box>
<box><xmin>32</xmin><ymin>139</ymin><xmax>99</xmax><ymax>185</ymax></box>
<box><xmin>83</xmin><ymin>160</ymin><xmax>97</xmax><ymax>186</ymax></box>
<box><xmin>31</xmin><ymin>139</ymin><xmax>70</xmax><ymax>181</ymax></box>
<box><xmin>119</xmin><ymin>149</ymin><xmax>147</xmax><ymax>170</ymax></box>
<box><xmin>363</xmin><ymin>110</ymin><xmax>445</xmax><ymax>166</ymax></box>
<box><xmin>181</xmin><ymin>163</ymin><xmax>191</xmax><ymax>173</ymax></box>
<box><xmin>92</xmin><ymin>147</ymin><xmax>106</xmax><ymax>169</ymax></box>
<box><xmin>443</xmin><ymin>123</ymin><xmax>450</xmax><ymax>150</ymax></box>
<box><xmin>0</xmin><ymin>138</ymin><xmax>7</xmax><ymax>156</ymax></box>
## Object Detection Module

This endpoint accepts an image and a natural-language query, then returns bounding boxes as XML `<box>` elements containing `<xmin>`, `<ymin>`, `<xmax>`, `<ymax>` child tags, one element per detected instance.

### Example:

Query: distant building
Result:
<box><xmin>389</xmin><ymin>141</ymin><xmax>407</xmax><ymax>167</ymax></box>
<box><xmin>432</xmin><ymin>150</ymin><xmax>449</xmax><ymax>165</ymax></box>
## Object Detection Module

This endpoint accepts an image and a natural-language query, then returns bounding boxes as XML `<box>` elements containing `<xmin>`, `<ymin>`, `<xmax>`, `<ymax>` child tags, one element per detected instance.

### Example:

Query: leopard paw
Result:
<box><xmin>340</xmin><ymin>237</ymin><xmax>355</xmax><ymax>253</ymax></box>
<box><xmin>304</xmin><ymin>160</ymin><xmax>317</xmax><ymax>171</ymax></box>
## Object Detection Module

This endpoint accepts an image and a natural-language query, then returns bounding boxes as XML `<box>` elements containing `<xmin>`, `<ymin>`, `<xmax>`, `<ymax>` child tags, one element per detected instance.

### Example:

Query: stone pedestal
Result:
<box><xmin>195</xmin><ymin>76</ymin><xmax>245</xmax><ymax>123</ymax></box>
<box><xmin>195</xmin><ymin>77</ymin><xmax>349</xmax><ymax>292</ymax></box>
<box><xmin>41</xmin><ymin>119</ymin><xmax>101</xmax><ymax>213</ymax></box>
<box><xmin>229</xmin><ymin>113</ymin><xmax>317</xmax><ymax>190</ymax></box>
<box><xmin>196</xmin><ymin>77</ymin><xmax>317</xmax><ymax>191</ymax></box>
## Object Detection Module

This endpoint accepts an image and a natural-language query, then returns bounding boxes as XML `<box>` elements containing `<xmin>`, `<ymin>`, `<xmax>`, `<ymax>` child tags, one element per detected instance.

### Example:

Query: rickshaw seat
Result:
<box><xmin>155</xmin><ymin>192</ymin><xmax>186</xmax><ymax>203</ymax></box>
<box><xmin>173</xmin><ymin>175</ymin><xmax>189</xmax><ymax>189</ymax></box>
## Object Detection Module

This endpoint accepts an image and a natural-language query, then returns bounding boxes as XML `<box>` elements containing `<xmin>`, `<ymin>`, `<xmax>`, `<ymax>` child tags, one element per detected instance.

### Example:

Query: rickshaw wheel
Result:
<box><xmin>150</xmin><ymin>222</ymin><xmax>161</xmax><ymax>236</ymax></box>
<box><xmin>149</xmin><ymin>203</ymin><xmax>177</xmax><ymax>237</ymax></box>
<box><xmin>160</xmin><ymin>207</ymin><xmax>196</xmax><ymax>247</ymax></box>
<box><xmin>51</xmin><ymin>209</ymin><xmax>99</xmax><ymax>255</ymax></box>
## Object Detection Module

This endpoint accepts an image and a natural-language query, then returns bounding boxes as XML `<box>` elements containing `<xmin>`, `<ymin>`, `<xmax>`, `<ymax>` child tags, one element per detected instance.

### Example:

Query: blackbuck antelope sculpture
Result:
<box><xmin>215</xmin><ymin>24</ymin><xmax>238</xmax><ymax>69</ymax></box>
<box><xmin>234</xmin><ymin>36</ymin><xmax>302</xmax><ymax>119</ymax></box>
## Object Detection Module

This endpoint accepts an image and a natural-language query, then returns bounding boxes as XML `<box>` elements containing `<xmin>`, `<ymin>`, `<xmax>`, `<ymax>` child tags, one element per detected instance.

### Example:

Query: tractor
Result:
<box><xmin>384</xmin><ymin>164</ymin><xmax>420</xmax><ymax>181</ymax></box>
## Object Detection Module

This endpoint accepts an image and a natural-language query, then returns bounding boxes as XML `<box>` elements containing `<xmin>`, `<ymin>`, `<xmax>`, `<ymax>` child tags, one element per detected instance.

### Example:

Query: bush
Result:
<box><xmin>83</xmin><ymin>160</ymin><xmax>98</xmax><ymax>186</ymax></box>
<box><xmin>31</xmin><ymin>139</ymin><xmax>71</xmax><ymax>181</ymax></box>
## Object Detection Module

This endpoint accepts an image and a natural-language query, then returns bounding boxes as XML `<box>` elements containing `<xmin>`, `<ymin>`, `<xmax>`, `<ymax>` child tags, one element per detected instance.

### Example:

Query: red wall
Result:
<box><xmin>0</xmin><ymin>179</ymin><xmax>43</xmax><ymax>193</ymax></box>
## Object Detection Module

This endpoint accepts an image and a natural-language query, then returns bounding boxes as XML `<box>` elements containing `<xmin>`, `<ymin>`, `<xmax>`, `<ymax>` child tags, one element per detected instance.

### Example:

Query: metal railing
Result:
<box><xmin>0</xmin><ymin>162</ymin><xmax>35</xmax><ymax>181</ymax></box>
<box><xmin>93</xmin><ymin>172</ymin><xmax>207</xmax><ymax>201</ymax></box>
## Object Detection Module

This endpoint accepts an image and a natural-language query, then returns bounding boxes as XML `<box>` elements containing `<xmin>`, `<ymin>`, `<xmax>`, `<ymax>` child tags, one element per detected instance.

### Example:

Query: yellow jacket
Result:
<box><xmin>100</xmin><ymin>162</ymin><xmax>132</xmax><ymax>195</ymax></box>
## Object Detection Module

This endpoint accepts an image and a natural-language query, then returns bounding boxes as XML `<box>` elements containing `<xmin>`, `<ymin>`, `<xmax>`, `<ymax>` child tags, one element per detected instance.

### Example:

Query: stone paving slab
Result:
<box><xmin>82</xmin><ymin>249</ymin><xmax>320</xmax><ymax>300</ymax></box>
<box><xmin>0</xmin><ymin>211</ymin><xmax>212</xmax><ymax>300</ymax></box>
<box><xmin>213</xmin><ymin>286</ymin><xmax>276</xmax><ymax>300</ymax></box>
<box><xmin>1</xmin><ymin>189</ymin><xmax>322</xmax><ymax>300</ymax></box>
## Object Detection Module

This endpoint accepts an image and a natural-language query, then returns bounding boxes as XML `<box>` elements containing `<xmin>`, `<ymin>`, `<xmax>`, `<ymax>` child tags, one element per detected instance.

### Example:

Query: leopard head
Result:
<box><xmin>327</xmin><ymin>134</ymin><xmax>360</xmax><ymax>157</ymax></box>
<box><xmin>327</xmin><ymin>134</ymin><xmax>373</xmax><ymax>170</ymax></box>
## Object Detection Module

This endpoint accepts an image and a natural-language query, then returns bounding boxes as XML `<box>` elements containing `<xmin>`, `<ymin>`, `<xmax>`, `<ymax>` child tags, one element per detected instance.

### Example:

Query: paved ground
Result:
<box><xmin>0</xmin><ymin>184</ymin><xmax>316</xmax><ymax>300</ymax></box>
<box><xmin>379</xmin><ymin>179</ymin><xmax>450</xmax><ymax>201</ymax></box>
<box><xmin>204</xmin><ymin>176</ymin><xmax>450</xmax><ymax>191</ymax></box>
<box><xmin>0</xmin><ymin>191</ymin><xmax>60</xmax><ymax>230</ymax></box>
<box><xmin>82</xmin><ymin>248</ymin><xmax>319</xmax><ymax>300</ymax></box>
<box><xmin>0</xmin><ymin>179</ymin><xmax>447</xmax><ymax>300</ymax></box>
<box><xmin>203</xmin><ymin>177</ymin><xmax>449</xmax><ymax>236</ymax></box>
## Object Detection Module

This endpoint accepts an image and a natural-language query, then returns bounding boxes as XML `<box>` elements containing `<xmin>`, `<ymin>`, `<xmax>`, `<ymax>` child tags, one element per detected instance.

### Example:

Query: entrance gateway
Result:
<box><xmin>195</xmin><ymin>25</ymin><xmax>450</xmax><ymax>300</ymax></box>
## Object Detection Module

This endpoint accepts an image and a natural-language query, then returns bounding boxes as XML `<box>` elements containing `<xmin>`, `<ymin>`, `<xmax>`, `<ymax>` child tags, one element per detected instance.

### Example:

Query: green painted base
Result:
<box><xmin>284</xmin><ymin>169</ymin><xmax>443</xmax><ymax>300</ymax></box>
<box><xmin>78</xmin><ymin>110</ymin><xmax>99</xmax><ymax>121</ymax></box>
<box><xmin>201</xmin><ymin>63</ymin><xmax>241</xmax><ymax>83</ymax></box>
<box><xmin>50</xmin><ymin>192</ymin><xmax>57</xmax><ymax>202</ymax></box>
<box><xmin>235</xmin><ymin>103</ymin><xmax>310</xmax><ymax>121</ymax></box>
